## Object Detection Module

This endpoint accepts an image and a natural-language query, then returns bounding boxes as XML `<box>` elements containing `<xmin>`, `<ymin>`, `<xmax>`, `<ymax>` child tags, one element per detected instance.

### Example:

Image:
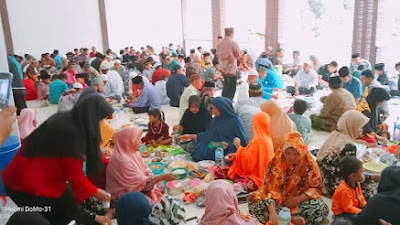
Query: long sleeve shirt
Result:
<box><xmin>293</xmin><ymin>69</ymin><xmax>319</xmax><ymax>88</ymax></box>
<box><xmin>2</xmin><ymin>151</ymin><xmax>97</xmax><ymax>203</ymax></box>
<box><xmin>131</xmin><ymin>83</ymin><xmax>161</xmax><ymax>110</ymax></box>
<box><xmin>332</xmin><ymin>181</ymin><xmax>366</xmax><ymax>215</ymax></box>
<box><xmin>216</xmin><ymin>37</ymin><xmax>240</xmax><ymax>76</ymax></box>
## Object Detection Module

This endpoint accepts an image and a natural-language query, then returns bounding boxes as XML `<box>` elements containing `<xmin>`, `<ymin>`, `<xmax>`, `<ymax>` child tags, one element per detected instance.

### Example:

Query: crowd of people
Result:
<box><xmin>1</xmin><ymin>26</ymin><xmax>400</xmax><ymax>225</ymax></box>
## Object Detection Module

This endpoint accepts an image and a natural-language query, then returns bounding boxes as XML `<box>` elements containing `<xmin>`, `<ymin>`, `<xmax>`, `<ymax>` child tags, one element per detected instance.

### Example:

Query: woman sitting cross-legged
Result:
<box><xmin>179</xmin><ymin>97</ymin><xmax>249</xmax><ymax>162</ymax></box>
<box><xmin>248</xmin><ymin>133</ymin><xmax>329</xmax><ymax>225</ymax></box>
<box><xmin>106</xmin><ymin>127</ymin><xmax>177</xmax><ymax>205</ymax></box>
<box><xmin>225</xmin><ymin>112</ymin><xmax>275</xmax><ymax>192</ymax></box>
<box><xmin>317</xmin><ymin>110</ymin><xmax>380</xmax><ymax>199</ymax></box>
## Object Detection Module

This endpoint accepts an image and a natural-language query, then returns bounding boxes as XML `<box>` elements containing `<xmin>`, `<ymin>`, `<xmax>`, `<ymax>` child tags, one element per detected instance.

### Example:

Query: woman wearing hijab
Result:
<box><xmin>174</xmin><ymin>95</ymin><xmax>211</xmax><ymax>135</ymax></box>
<box><xmin>199</xmin><ymin>180</ymin><xmax>260</xmax><ymax>225</ymax></box>
<box><xmin>100</xmin><ymin>119</ymin><xmax>115</xmax><ymax>148</ymax></box>
<box><xmin>179</xmin><ymin>97</ymin><xmax>249</xmax><ymax>162</ymax></box>
<box><xmin>17</xmin><ymin>108</ymin><xmax>37</xmax><ymax>140</ymax></box>
<box><xmin>357</xmin><ymin>166</ymin><xmax>400</xmax><ymax>224</ymax></box>
<box><xmin>226</xmin><ymin>112</ymin><xmax>274</xmax><ymax>192</ymax></box>
<box><xmin>116</xmin><ymin>192</ymin><xmax>157</xmax><ymax>225</ymax></box>
<box><xmin>316</xmin><ymin>110</ymin><xmax>379</xmax><ymax>197</ymax></box>
<box><xmin>106</xmin><ymin>127</ymin><xmax>177</xmax><ymax>204</ymax></box>
<box><xmin>248</xmin><ymin>133</ymin><xmax>329</xmax><ymax>225</ymax></box>
<box><xmin>2</xmin><ymin>95</ymin><xmax>114</xmax><ymax>224</ymax></box>
<box><xmin>260</xmin><ymin>100</ymin><xmax>297</xmax><ymax>152</ymax></box>
<box><xmin>366</xmin><ymin>87</ymin><xmax>390</xmax><ymax>132</ymax></box>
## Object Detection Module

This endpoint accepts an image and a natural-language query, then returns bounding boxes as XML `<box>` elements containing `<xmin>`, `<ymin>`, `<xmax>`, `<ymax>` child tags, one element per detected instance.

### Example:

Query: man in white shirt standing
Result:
<box><xmin>287</xmin><ymin>61</ymin><xmax>318</xmax><ymax>96</ymax></box>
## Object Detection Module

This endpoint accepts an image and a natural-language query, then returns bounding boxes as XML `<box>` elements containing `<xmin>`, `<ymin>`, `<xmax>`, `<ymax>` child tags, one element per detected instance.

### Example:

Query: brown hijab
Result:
<box><xmin>260</xmin><ymin>100</ymin><xmax>298</xmax><ymax>151</ymax></box>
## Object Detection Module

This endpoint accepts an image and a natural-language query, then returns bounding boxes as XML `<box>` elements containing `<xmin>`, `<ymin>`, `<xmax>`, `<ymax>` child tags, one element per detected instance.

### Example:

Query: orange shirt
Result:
<box><xmin>332</xmin><ymin>181</ymin><xmax>366</xmax><ymax>215</ymax></box>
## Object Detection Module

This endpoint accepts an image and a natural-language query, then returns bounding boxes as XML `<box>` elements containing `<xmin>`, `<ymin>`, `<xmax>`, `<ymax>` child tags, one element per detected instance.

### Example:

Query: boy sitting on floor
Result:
<box><xmin>332</xmin><ymin>157</ymin><xmax>366</xmax><ymax>224</ymax></box>
<box><xmin>288</xmin><ymin>99</ymin><xmax>311</xmax><ymax>144</ymax></box>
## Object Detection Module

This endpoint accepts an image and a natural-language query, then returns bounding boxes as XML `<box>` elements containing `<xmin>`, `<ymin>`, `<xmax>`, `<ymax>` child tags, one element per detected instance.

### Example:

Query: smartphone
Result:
<box><xmin>0</xmin><ymin>73</ymin><xmax>13</xmax><ymax>110</ymax></box>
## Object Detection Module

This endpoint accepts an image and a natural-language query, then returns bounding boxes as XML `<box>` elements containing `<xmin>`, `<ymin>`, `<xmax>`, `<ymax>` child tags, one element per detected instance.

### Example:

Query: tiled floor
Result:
<box><xmin>1</xmin><ymin>91</ymin><xmax>400</xmax><ymax>225</ymax></box>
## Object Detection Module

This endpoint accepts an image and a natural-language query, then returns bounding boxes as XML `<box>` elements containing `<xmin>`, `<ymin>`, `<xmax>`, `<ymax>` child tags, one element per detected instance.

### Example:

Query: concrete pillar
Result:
<box><xmin>181</xmin><ymin>0</ymin><xmax>188</xmax><ymax>53</ymax></box>
<box><xmin>0</xmin><ymin>0</ymin><xmax>13</xmax><ymax>54</ymax></box>
<box><xmin>211</xmin><ymin>0</ymin><xmax>226</xmax><ymax>48</ymax></box>
<box><xmin>98</xmin><ymin>0</ymin><xmax>109</xmax><ymax>53</ymax></box>
<box><xmin>352</xmin><ymin>0</ymin><xmax>379</xmax><ymax>65</ymax></box>
<box><xmin>265</xmin><ymin>0</ymin><xmax>280</xmax><ymax>52</ymax></box>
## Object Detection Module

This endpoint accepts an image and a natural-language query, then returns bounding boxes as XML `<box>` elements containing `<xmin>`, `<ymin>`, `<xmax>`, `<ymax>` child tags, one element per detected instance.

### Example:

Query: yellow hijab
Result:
<box><xmin>100</xmin><ymin>119</ymin><xmax>115</xmax><ymax>148</ymax></box>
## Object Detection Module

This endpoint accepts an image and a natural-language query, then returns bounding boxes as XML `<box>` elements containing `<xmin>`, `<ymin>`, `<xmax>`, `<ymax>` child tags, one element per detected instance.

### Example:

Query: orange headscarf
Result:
<box><xmin>228</xmin><ymin>112</ymin><xmax>274</xmax><ymax>187</ymax></box>
<box><xmin>100</xmin><ymin>119</ymin><xmax>115</xmax><ymax>148</ymax></box>
<box><xmin>250</xmin><ymin>133</ymin><xmax>322</xmax><ymax>214</ymax></box>
<box><xmin>260</xmin><ymin>100</ymin><xmax>297</xmax><ymax>152</ymax></box>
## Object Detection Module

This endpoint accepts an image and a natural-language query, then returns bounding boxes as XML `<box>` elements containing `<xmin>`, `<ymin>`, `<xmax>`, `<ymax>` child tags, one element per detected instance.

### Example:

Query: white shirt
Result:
<box><xmin>293</xmin><ymin>69</ymin><xmax>318</xmax><ymax>88</ymax></box>
<box><xmin>155</xmin><ymin>80</ymin><xmax>170</xmax><ymax>105</ymax></box>
<box><xmin>103</xmin><ymin>70</ymin><xmax>124</xmax><ymax>97</ymax></box>
<box><xmin>236</xmin><ymin>80</ymin><xmax>250</xmax><ymax>104</ymax></box>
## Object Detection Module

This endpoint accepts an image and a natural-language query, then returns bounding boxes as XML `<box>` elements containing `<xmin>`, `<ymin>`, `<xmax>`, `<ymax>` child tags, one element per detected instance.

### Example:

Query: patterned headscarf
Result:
<box><xmin>252</xmin><ymin>133</ymin><xmax>322</xmax><ymax>213</ymax></box>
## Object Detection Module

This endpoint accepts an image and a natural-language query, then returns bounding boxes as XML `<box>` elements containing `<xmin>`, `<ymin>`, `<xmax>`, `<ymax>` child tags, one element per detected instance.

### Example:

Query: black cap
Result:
<box><xmin>352</xmin><ymin>53</ymin><xmax>361</xmax><ymax>58</ymax></box>
<box><xmin>190</xmin><ymin>49</ymin><xmax>195</xmax><ymax>53</ymax></box>
<box><xmin>203</xmin><ymin>52</ymin><xmax>210</xmax><ymax>57</ymax></box>
<box><xmin>338</xmin><ymin>66</ymin><xmax>350</xmax><ymax>78</ymax></box>
<box><xmin>132</xmin><ymin>76</ymin><xmax>144</xmax><ymax>84</ymax></box>
<box><xmin>204</xmin><ymin>81</ymin><xmax>216</xmax><ymax>88</ymax></box>
<box><xmin>293</xmin><ymin>50</ymin><xmax>300</xmax><ymax>54</ymax></box>
<box><xmin>374</xmin><ymin>63</ymin><xmax>385</xmax><ymax>71</ymax></box>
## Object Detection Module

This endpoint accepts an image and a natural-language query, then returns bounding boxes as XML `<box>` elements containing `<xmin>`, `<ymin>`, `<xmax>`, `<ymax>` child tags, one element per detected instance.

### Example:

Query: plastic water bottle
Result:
<box><xmin>215</xmin><ymin>147</ymin><xmax>225</xmax><ymax>166</ymax></box>
<box><xmin>102</xmin><ymin>193</ymin><xmax>111</xmax><ymax>209</ymax></box>
<box><xmin>279</xmin><ymin>207</ymin><xmax>291</xmax><ymax>225</ymax></box>
<box><xmin>393</xmin><ymin>117</ymin><xmax>400</xmax><ymax>142</ymax></box>
<box><xmin>173</xmin><ymin>131</ymin><xmax>180</xmax><ymax>146</ymax></box>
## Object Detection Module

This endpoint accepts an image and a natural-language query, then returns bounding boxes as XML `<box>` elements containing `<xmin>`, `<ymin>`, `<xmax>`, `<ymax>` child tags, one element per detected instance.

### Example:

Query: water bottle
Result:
<box><xmin>102</xmin><ymin>193</ymin><xmax>111</xmax><ymax>209</ymax></box>
<box><xmin>172</xmin><ymin>131</ymin><xmax>179</xmax><ymax>146</ymax></box>
<box><xmin>279</xmin><ymin>207</ymin><xmax>291</xmax><ymax>225</ymax></box>
<box><xmin>393</xmin><ymin>117</ymin><xmax>400</xmax><ymax>142</ymax></box>
<box><xmin>215</xmin><ymin>147</ymin><xmax>225</xmax><ymax>166</ymax></box>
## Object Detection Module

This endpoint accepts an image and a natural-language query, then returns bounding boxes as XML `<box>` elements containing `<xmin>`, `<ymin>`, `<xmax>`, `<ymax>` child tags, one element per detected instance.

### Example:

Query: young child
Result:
<box><xmin>37</xmin><ymin>72</ymin><xmax>51</xmax><ymax>100</ymax></box>
<box><xmin>359</xmin><ymin>124</ymin><xmax>388</xmax><ymax>148</ymax></box>
<box><xmin>288</xmin><ymin>99</ymin><xmax>312</xmax><ymax>144</ymax></box>
<box><xmin>332</xmin><ymin>156</ymin><xmax>366</xmax><ymax>224</ymax></box>
<box><xmin>141</xmin><ymin>109</ymin><xmax>172</xmax><ymax>147</ymax></box>
<box><xmin>155</xmin><ymin>75</ymin><xmax>170</xmax><ymax>105</ymax></box>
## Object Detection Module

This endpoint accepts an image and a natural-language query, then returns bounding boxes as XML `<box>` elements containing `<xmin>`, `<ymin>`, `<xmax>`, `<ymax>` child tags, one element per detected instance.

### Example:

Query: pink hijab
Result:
<box><xmin>199</xmin><ymin>180</ymin><xmax>260</xmax><ymax>225</ymax></box>
<box><xmin>18</xmin><ymin>108</ymin><xmax>37</xmax><ymax>139</ymax></box>
<box><xmin>106</xmin><ymin>126</ymin><xmax>162</xmax><ymax>203</ymax></box>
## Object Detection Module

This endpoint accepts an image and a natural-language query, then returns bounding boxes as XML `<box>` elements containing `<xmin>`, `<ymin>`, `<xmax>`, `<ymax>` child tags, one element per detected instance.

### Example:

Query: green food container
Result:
<box><xmin>171</xmin><ymin>167</ymin><xmax>188</xmax><ymax>180</ymax></box>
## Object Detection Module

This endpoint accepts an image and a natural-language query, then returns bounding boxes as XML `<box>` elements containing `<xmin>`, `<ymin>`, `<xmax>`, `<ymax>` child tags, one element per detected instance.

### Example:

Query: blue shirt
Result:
<box><xmin>48</xmin><ymin>79</ymin><xmax>68</xmax><ymax>104</ymax></box>
<box><xmin>343</xmin><ymin>76</ymin><xmax>362</xmax><ymax>99</ymax></box>
<box><xmin>288</xmin><ymin>113</ymin><xmax>311</xmax><ymax>144</ymax></box>
<box><xmin>258</xmin><ymin>68</ymin><xmax>283</xmax><ymax>99</ymax></box>
<box><xmin>8</xmin><ymin>56</ymin><xmax>23</xmax><ymax>79</ymax></box>
<box><xmin>131</xmin><ymin>83</ymin><xmax>161</xmax><ymax>110</ymax></box>
<box><xmin>166</xmin><ymin>74</ymin><xmax>190</xmax><ymax>107</ymax></box>
<box><xmin>54</xmin><ymin>55</ymin><xmax>62</xmax><ymax>69</ymax></box>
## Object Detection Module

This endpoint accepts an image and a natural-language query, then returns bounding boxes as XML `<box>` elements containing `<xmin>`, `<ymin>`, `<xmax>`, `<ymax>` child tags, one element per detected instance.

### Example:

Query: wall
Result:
<box><xmin>105</xmin><ymin>0</ymin><xmax>183</xmax><ymax>54</ymax></box>
<box><xmin>6</xmin><ymin>0</ymin><xmax>103</xmax><ymax>58</ymax></box>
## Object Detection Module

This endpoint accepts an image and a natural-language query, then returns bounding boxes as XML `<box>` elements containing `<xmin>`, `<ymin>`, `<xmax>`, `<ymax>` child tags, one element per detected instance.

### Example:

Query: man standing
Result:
<box><xmin>216</xmin><ymin>27</ymin><xmax>240</xmax><ymax>100</ymax></box>
<box><xmin>349</xmin><ymin>53</ymin><xmax>371</xmax><ymax>74</ymax></box>
<box><xmin>317</xmin><ymin>61</ymin><xmax>338</xmax><ymax>89</ymax></box>
<box><xmin>287</xmin><ymin>61</ymin><xmax>318</xmax><ymax>96</ymax></box>
<box><xmin>338</xmin><ymin>66</ymin><xmax>363</xmax><ymax>101</ymax></box>
<box><xmin>130</xmin><ymin>76</ymin><xmax>161</xmax><ymax>113</ymax></box>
